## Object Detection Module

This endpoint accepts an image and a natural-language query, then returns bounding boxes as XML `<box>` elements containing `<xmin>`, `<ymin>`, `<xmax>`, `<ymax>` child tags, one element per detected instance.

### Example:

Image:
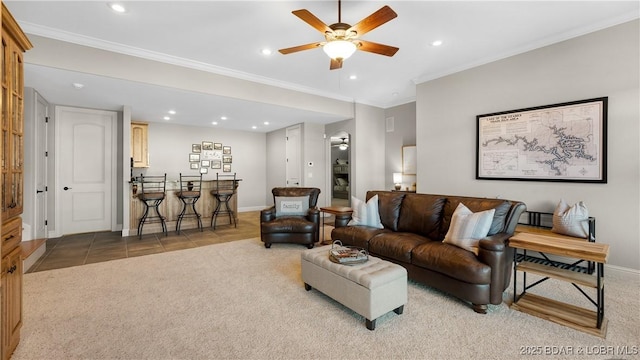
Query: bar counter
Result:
<box><xmin>129</xmin><ymin>179</ymin><xmax>241</xmax><ymax>235</ymax></box>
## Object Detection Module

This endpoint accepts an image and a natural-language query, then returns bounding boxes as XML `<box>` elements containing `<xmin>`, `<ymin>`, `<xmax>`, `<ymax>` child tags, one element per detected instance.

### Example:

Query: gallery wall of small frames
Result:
<box><xmin>189</xmin><ymin>142</ymin><xmax>232</xmax><ymax>174</ymax></box>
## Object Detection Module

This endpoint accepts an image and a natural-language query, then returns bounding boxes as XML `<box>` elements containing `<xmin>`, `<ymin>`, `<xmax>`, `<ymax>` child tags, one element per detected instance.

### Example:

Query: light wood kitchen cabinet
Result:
<box><xmin>1</xmin><ymin>244</ymin><xmax>22</xmax><ymax>360</ymax></box>
<box><xmin>131</xmin><ymin>122</ymin><xmax>149</xmax><ymax>168</ymax></box>
<box><xmin>1</xmin><ymin>3</ymin><xmax>32</xmax><ymax>360</ymax></box>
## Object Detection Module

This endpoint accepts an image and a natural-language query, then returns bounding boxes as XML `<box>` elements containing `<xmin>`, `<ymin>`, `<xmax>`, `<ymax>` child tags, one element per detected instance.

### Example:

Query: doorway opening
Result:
<box><xmin>329</xmin><ymin>132</ymin><xmax>350</xmax><ymax>207</ymax></box>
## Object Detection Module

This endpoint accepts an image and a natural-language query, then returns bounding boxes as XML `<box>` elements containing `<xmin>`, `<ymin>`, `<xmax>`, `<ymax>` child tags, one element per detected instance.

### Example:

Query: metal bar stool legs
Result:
<box><xmin>137</xmin><ymin>197</ymin><xmax>167</xmax><ymax>238</ymax></box>
<box><xmin>137</xmin><ymin>173</ymin><xmax>167</xmax><ymax>238</ymax></box>
<box><xmin>176</xmin><ymin>173</ymin><xmax>204</xmax><ymax>233</ymax></box>
<box><xmin>211</xmin><ymin>172</ymin><xmax>237</xmax><ymax>230</ymax></box>
<box><xmin>176</xmin><ymin>195</ymin><xmax>202</xmax><ymax>232</ymax></box>
<box><xmin>211</xmin><ymin>193</ymin><xmax>236</xmax><ymax>229</ymax></box>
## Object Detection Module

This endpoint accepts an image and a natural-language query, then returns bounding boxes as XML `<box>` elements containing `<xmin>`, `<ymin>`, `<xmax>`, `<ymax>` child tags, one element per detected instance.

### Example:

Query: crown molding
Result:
<box><xmin>413</xmin><ymin>13</ymin><xmax>639</xmax><ymax>85</ymax></box>
<box><xmin>20</xmin><ymin>22</ymin><xmax>358</xmax><ymax>105</ymax></box>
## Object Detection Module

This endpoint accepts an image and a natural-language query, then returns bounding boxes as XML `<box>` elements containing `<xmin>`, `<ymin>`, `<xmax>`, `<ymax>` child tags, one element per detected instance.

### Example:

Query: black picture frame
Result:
<box><xmin>476</xmin><ymin>97</ymin><xmax>607</xmax><ymax>183</ymax></box>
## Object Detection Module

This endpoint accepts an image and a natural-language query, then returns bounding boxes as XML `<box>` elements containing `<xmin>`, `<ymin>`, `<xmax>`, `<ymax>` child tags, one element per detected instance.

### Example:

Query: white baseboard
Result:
<box><xmin>238</xmin><ymin>206</ymin><xmax>267</xmax><ymax>212</ymax></box>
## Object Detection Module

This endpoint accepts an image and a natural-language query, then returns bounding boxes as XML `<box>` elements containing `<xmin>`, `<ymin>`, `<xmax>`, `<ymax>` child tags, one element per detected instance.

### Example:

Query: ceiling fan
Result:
<box><xmin>332</xmin><ymin>137</ymin><xmax>349</xmax><ymax>150</ymax></box>
<box><xmin>279</xmin><ymin>0</ymin><xmax>399</xmax><ymax>70</ymax></box>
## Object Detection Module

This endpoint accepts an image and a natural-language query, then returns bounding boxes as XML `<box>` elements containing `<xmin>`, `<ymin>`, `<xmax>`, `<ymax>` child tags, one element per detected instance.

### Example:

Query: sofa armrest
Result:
<box><xmin>477</xmin><ymin>233</ymin><xmax>513</xmax><ymax>304</ymax></box>
<box><xmin>333</xmin><ymin>213</ymin><xmax>352</xmax><ymax>228</ymax></box>
<box><xmin>478</xmin><ymin>233</ymin><xmax>510</xmax><ymax>251</ymax></box>
<box><xmin>261</xmin><ymin>206</ymin><xmax>276</xmax><ymax>222</ymax></box>
<box><xmin>306</xmin><ymin>207</ymin><xmax>320</xmax><ymax>225</ymax></box>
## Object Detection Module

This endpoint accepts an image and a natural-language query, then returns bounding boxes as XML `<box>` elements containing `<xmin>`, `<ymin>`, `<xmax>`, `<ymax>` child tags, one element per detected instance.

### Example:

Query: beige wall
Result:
<box><xmin>416</xmin><ymin>20</ymin><xmax>639</xmax><ymax>270</ymax></box>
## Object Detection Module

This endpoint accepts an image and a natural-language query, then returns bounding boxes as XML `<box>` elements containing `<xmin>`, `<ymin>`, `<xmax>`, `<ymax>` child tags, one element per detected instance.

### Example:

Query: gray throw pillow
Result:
<box><xmin>274</xmin><ymin>196</ymin><xmax>309</xmax><ymax>217</ymax></box>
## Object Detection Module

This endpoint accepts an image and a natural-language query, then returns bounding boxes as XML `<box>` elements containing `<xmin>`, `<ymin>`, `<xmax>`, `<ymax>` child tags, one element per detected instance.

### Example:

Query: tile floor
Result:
<box><xmin>27</xmin><ymin>211</ymin><xmax>262</xmax><ymax>273</ymax></box>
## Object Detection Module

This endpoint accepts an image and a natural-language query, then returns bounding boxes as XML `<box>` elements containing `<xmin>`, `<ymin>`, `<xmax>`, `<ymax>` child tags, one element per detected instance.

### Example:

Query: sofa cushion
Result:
<box><xmin>443</xmin><ymin>203</ymin><xmax>495</xmax><ymax>255</ymax></box>
<box><xmin>368</xmin><ymin>232</ymin><xmax>431</xmax><ymax>263</ymax></box>
<box><xmin>366</xmin><ymin>191</ymin><xmax>405</xmax><ymax>231</ymax></box>
<box><xmin>441</xmin><ymin>197</ymin><xmax>511</xmax><ymax>239</ymax></box>
<box><xmin>411</xmin><ymin>241</ymin><xmax>491</xmax><ymax>284</ymax></box>
<box><xmin>331</xmin><ymin>226</ymin><xmax>390</xmax><ymax>250</ymax></box>
<box><xmin>261</xmin><ymin>217</ymin><xmax>315</xmax><ymax>233</ymax></box>
<box><xmin>274</xmin><ymin>196</ymin><xmax>309</xmax><ymax>217</ymax></box>
<box><xmin>397</xmin><ymin>194</ymin><xmax>446</xmax><ymax>239</ymax></box>
<box><xmin>348</xmin><ymin>195</ymin><xmax>383</xmax><ymax>229</ymax></box>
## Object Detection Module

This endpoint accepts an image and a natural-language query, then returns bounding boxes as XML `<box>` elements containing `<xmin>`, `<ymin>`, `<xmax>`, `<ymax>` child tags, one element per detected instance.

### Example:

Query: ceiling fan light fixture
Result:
<box><xmin>323</xmin><ymin>40</ymin><xmax>357</xmax><ymax>60</ymax></box>
<box><xmin>339</xmin><ymin>143</ymin><xmax>348</xmax><ymax>150</ymax></box>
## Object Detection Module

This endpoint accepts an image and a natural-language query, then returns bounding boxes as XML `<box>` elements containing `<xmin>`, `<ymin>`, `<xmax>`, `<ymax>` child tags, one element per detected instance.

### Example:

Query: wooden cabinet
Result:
<box><xmin>131</xmin><ymin>122</ymin><xmax>149</xmax><ymax>168</ymax></box>
<box><xmin>1</xmin><ymin>221</ymin><xmax>22</xmax><ymax>360</ymax></box>
<box><xmin>1</xmin><ymin>4</ymin><xmax>32</xmax><ymax>360</ymax></box>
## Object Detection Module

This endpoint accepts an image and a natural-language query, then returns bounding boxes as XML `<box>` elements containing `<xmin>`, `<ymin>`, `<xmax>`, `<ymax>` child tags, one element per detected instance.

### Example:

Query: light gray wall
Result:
<box><xmin>265</xmin><ymin>127</ymin><xmax>287</xmax><ymax>206</ymax></box>
<box><xmin>303</xmin><ymin>122</ymin><xmax>328</xmax><ymax>208</ymax></box>
<box><xmin>416</xmin><ymin>20</ymin><xmax>639</xmax><ymax>270</ymax></box>
<box><xmin>142</xmin><ymin>122</ymin><xmax>267</xmax><ymax>211</ymax></box>
<box><xmin>385</xmin><ymin>102</ymin><xmax>417</xmax><ymax>191</ymax></box>
<box><xmin>353</xmin><ymin>103</ymin><xmax>386</xmax><ymax>199</ymax></box>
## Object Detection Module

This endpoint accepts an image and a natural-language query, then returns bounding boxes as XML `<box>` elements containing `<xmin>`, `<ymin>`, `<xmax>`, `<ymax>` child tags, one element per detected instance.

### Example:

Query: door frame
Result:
<box><xmin>285</xmin><ymin>124</ymin><xmax>302</xmax><ymax>187</ymax></box>
<box><xmin>34</xmin><ymin>92</ymin><xmax>49</xmax><ymax>239</ymax></box>
<box><xmin>53</xmin><ymin>106</ymin><xmax>118</xmax><ymax>237</ymax></box>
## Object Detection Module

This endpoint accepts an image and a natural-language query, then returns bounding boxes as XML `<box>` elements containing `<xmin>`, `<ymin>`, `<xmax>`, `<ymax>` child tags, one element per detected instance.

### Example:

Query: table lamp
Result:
<box><xmin>393</xmin><ymin>173</ymin><xmax>402</xmax><ymax>190</ymax></box>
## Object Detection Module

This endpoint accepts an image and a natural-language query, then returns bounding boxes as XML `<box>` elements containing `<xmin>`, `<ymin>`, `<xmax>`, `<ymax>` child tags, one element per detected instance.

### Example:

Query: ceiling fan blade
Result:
<box><xmin>292</xmin><ymin>9</ymin><xmax>332</xmax><ymax>34</ymax></box>
<box><xmin>330</xmin><ymin>58</ymin><xmax>343</xmax><ymax>70</ymax></box>
<box><xmin>357</xmin><ymin>40</ymin><xmax>399</xmax><ymax>57</ymax></box>
<box><xmin>348</xmin><ymin>5</ymin><xmax>397</xmax><ymax>37</ymax></box>
<box><xmin>279</xmin><ymin>42</ymin><xmax>323</xmax><ymax>55</ymax></box>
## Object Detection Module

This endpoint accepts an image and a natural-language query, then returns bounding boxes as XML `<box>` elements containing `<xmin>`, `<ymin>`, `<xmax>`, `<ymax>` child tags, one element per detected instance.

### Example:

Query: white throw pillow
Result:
<box><xmin>348</xmin><ymin>195</ymin><xmax>383</xmax><ymax>229</ymax></box>
<box><xmin>443</xmin><ymin>203</ymin><xmax>495</xmax><ymax>255</ymax></box>
<box><xmin>551</xmin><ymin>199</ymin><xmax>589</xmax><ymax>238</ymax></box>
<box><xmin>274</xmin><ymin>196</ymin><xmax>309</xmax><ymax>217</ymax></box>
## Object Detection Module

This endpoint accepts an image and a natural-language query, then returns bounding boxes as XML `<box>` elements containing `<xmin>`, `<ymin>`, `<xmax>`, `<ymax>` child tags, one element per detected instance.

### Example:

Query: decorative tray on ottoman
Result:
<box><xmin>329</xmin><ymin>240</ymin><xmax>368</xmax><ymax>265</ymax></box>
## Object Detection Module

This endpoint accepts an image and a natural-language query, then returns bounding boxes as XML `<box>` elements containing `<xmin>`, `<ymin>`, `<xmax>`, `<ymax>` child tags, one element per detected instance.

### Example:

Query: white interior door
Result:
<box><xmin>56</xmin><ymin>106</ymin><xmax>116</xmax><ymax>235</ymax></box>
<box><xmin>286</xmin><ymin>125</ymin><xmax>301</xmax><ymax>187</ymax></box>
<box><xmin>34</xmin><ymin>93</ymin><xmax>49</xmax><ymax>239</ymax></box>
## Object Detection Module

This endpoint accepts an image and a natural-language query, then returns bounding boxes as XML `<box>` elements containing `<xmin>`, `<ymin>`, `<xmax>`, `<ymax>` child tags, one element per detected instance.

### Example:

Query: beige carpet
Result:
<box><xmin>14</xmin><ymin>238</ymin><xmax>640</xmax><ymax>360</ymax></box>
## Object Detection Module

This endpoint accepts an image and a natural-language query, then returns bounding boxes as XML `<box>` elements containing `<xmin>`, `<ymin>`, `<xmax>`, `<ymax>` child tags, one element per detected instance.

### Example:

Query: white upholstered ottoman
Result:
<box><xmin>301</xmin><ymin>245</ymin><xmax>407</xmax><ymax>330</ymax></box>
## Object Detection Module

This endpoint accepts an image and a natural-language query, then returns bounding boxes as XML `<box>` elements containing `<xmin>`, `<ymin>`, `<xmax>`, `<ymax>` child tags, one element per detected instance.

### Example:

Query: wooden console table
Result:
<box><xmin>509</xmin><ymin>232</ymin><xmax>609</xmax><ymax>338</ymax></box>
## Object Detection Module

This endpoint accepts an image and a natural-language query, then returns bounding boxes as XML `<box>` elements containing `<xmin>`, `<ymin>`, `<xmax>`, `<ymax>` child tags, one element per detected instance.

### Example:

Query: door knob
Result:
<box><xmin>63</xmin><ymin>186</ymin><xmax>72</xmax><ymax>191</ymax></box>
<box><xmin>37</xmin><ymin>190</ymin><xmax>44</xmax><ymax>194</ymax></box>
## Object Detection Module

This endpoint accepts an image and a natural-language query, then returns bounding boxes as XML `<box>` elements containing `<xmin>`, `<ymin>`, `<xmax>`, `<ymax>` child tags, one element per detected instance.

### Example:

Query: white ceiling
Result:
<box><xmin>5</xmin><ymin>1</ymin><xmax>639</xmax><ymax>132</ymax></box>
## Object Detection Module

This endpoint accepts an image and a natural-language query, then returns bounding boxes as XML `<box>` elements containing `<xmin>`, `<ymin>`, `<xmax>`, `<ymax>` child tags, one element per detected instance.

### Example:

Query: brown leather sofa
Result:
<box><xmin>261</xmin><ymin>187</ymin><xmax>321</xmax><ymax>249</ymax></box>
<box><xmin>331</xmin><ymin>191</ymin><xmax>526</xmax><ymax>313</ymax></box>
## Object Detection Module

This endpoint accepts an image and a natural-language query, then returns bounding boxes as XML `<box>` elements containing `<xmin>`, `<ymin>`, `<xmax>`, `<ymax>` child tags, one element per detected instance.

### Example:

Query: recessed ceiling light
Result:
<box><xmin>252</xmin><ymin>126</ymin><xmax>257</xmax><ymax>129</ymax></box>
<box><xmin>212</xmin><ymin>121</ymin><xmax>218</xmax><ymax>125</ymax></box>
<box><xmin>263</xmin><ymin>121</ymin><xmax>269</xmax><ymax>125</ymax></box>
<box><xmin>349</xmin><ymin>75</ymin><xmax>357</xmax><ymax>80</ymax></box>
<box><xmin>72</xmin><ymin>82</ymin><xmax>84</xmax><ymax>89</ymax></box>
<box><xmin>163</xmin><ymin>116</ymin><xmax>170</xmax><ymax>121</ymax></box>
<box><xmin>431</xmin><ymin>40</ymin><xmax>443</xmax><ymax>47</ymax></box>
<box><xmin>108</xmin><ymin>3</ymin><xmax>126</xmax><ymax>13</ymax></box>
<box><xmin>220</xmin><ymin>116</ymin><xmax>228</xmax><ymax>120</ymax></box>
<box><xmin>168</xmin><ymin>110</ymin><xmax>176</xmax><ymax>115</ymax></box>
<box><xmin>392</xmin><ymin>92</ymin><xmax>399</xmax><ymax>96</ymax></box>
<box><xmin>261</xmin><ymin>48</ymin><xmax>272</xmax><ymax>56</ymax></box>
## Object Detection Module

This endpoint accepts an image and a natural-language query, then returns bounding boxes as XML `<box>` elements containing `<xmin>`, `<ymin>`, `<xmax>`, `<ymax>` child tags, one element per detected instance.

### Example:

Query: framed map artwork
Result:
<box><xmin>476</xmin><ymin>97</ymin><xmax>607</xmax><ymax>183</ymax></box>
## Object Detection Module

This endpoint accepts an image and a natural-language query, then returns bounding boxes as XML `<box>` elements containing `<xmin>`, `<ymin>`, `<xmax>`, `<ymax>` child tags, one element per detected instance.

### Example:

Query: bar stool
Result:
<box><xmin>176</xmin><ymin>173</ymin><xmax>203</xmax><ymax>233</ymax></box>
<box><xmin>137</xmin><ymin>173</ymin><xmax>167</xmax><ymax>238</ymax></box>
<box><xmin>211</xmin><ymin>172</ymin><xmax>237</xmax><ymax>229</ymax></box>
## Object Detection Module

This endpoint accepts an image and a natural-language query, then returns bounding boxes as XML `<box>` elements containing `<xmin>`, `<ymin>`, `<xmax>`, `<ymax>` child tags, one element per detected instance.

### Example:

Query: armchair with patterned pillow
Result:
<box><xmin>260</xmin><ymin>187</ymin><xmax>321</xmax><ymax>249</ymax></box>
